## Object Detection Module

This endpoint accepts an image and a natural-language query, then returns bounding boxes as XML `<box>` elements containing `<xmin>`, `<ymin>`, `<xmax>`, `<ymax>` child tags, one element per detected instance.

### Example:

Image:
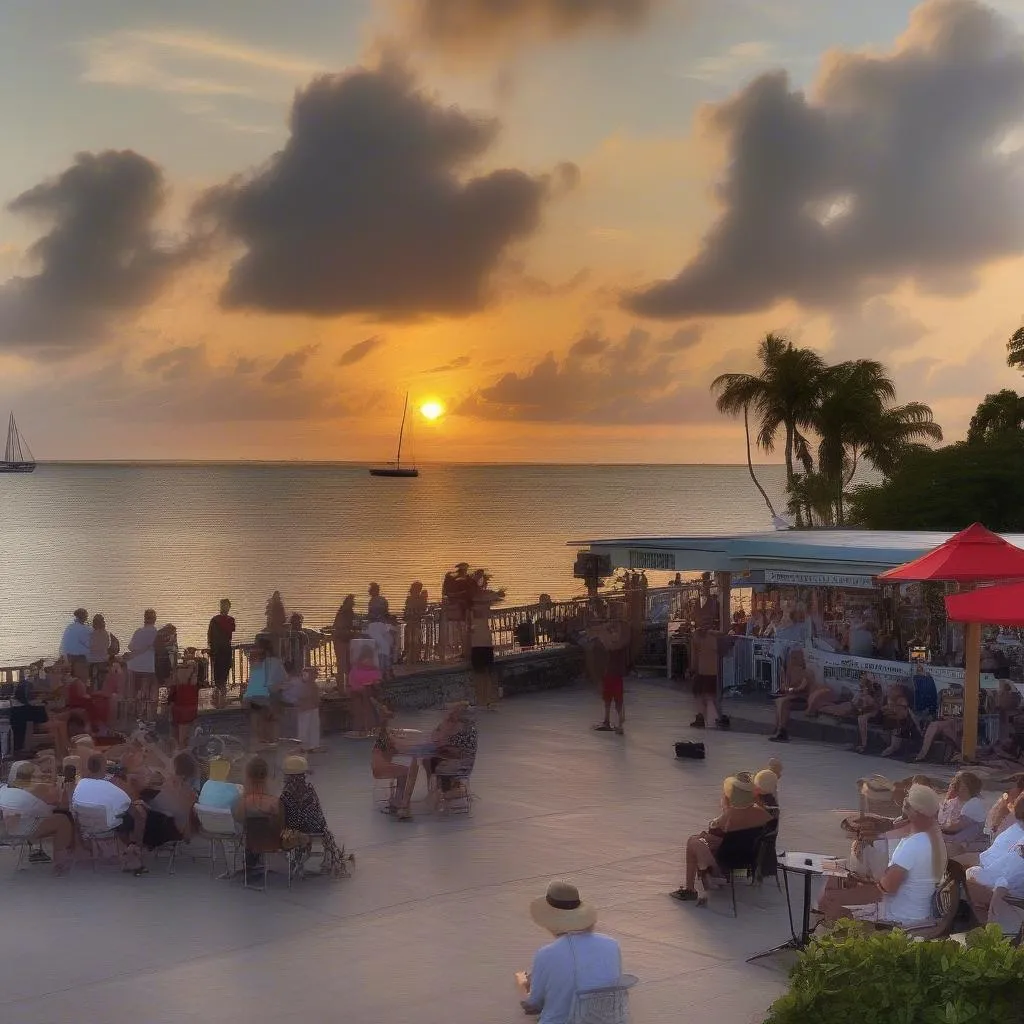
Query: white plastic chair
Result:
<box><xmin>73</xmin><ymin>803</ymin><xmax>126</xmax><ymax>870</ymax></box>
<box><xmin>433</xmin><ymin>758</ymin><xmax>476</xmax><ymax>815</ymax></box>
<box><xmin>0</xmin><ymin>812</ymin><xmax>42</xmax><ymax>870</ymax></box>
<box><xmin>195</xmin><ymin>803</ymin><xmax>244</xmax><ymax>878</ymax></box>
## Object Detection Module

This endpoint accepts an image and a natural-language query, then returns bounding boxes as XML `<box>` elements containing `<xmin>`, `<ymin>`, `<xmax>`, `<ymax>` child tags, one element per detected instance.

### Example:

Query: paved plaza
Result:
<box><xmin>0</xmin><ymin>682</ymin><xmax>913</xmax><ymax>1024</ymax></box>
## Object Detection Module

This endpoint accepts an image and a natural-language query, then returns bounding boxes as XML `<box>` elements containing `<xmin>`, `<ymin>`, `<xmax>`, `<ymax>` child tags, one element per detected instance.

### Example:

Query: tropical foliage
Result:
<box><xmin>712</xmin><ymin>336</ymin><xmax>941</xmax><ymax>526</ymax></box>
<box><xmin>968</xmin><ymin>389</ymin><xmax>1024</xmax><ymax>443</ymax></box>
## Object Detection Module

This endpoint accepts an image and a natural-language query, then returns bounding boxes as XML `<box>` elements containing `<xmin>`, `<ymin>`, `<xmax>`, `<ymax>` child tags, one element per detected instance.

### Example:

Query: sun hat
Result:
<box><xmin>905</xmin><ymin>783</ymin><xmax>942</xmax><ymax>818</ymax></box>
<box><xmin>529</xmin><ymin>881</ymin><xmax>598</xmax><ymax>935</ymax></box>
<box><xmin>10</xmin><ymin>762</ymin><xmax>37</xmax><ymax>788</ymax></box>
<box><xmin>723</xmin><ymin>775</ymin><xmax>756</xmax><ymax>808</ymax></box>
<box><xmin>754</xmin><ymin>769</ymin><xmax>779</xmax><ymax>795</ymax></box>
<box><xmin>283</xmin><ymin>755</ymin><xmax>310</xmax><ymax>776</ymax></box>
<box><xmin>71</xmin><ymin>734</ymin><xmax>95</xmax><ymax>748</ymax></box>
<box><xmin>207</xmin><ymin>758</ymin><xmax>231</xmax><ymax>782</ymax></box>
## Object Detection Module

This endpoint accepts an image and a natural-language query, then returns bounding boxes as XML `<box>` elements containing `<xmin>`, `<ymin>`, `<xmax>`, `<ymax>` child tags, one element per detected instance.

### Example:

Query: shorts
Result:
<box><xmin>470</xmin><ymin>647</ymin><xmax>494</xmax><ymax>671</ymax></box>
<box><xmin>601</xmin><ymin>674</ymin><xmax>624</xmax><ymax>703</ymax></box>
<box><xmin>694</xmin><ymin>674</ymin><xmax>718</xmax><ymax>698</ymax></box>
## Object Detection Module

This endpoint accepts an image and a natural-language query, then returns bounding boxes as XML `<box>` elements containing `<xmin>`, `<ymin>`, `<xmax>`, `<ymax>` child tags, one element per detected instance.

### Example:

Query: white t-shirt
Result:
<box><xmin>72</xmin><ymin>777</ymin><xmax>131</xmax><ymax>828</ymax></box>
<box><xmin>882</xmin><ymin>831</ymin><xmax>943</xmax><ymax>924</ymax></box>
<box><xmin>0</xmin><ymin>786</ymin><xmax>52</xmax><ymax>835</ymax></box>
<box><xmin>971</xmin><ymin>823</ymin><xmax>1024</xmax><ymax>890</ymax></box>
<box><xmin>960</xmin><ymin>797</ymin><xmax>988</xmax><ymax>823</ymax></box>
<box><xmin>127</xmin><ymin>626</ymin><xmax>158</xmax><ymax>674</ymax></box>
<box><xmin>527</xmin><ymin>932</ymin><xmax>622</xmax><ymax>1024</ymax></box>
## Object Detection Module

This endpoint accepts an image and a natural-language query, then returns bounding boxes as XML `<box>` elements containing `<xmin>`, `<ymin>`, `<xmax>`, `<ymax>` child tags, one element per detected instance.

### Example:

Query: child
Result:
<box><xmin>295</xmin><ymin>667</ymin><xmax>322</xmax><ymax>753</ymax></box>
<box><xmin>168</xmin><ymin>658</ymin><xmax>200</xmax><ymax>751</ymax></box>
<box><xmin>347</xmin><ymin>644</ymin><xmax>383</xmax><ymax>738</ymax></box>
<box><xmin>593</xmin><ymin>620</ymin><xmax>630</xmax><ymax>735</ymax></box>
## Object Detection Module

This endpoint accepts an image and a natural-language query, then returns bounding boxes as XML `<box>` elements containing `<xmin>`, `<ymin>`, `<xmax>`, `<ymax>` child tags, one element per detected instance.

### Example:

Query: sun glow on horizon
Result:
<box><xmin>419</xmin><ymin>400</ymin><xmax>445</xmax><ymax>421</ymax></box>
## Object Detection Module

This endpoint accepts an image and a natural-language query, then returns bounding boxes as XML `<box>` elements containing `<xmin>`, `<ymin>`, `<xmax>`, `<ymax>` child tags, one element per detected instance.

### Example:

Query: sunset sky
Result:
<box><xmin>2</xmin><ymin>0</ymin><xmax>1024</xmax><ymax>463</ymax></box>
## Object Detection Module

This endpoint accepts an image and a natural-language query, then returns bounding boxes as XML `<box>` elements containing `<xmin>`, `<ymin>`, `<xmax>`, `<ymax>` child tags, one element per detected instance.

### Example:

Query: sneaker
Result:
<box><xmin>670</xmin><ymin>888</ymin><xmax>699</xmax><ymax>902</ymax></box>
<box><xmin>690</xmin><ymin>714</ymin><xmax>706</xmax><ymax>729</ymax></box>
<box><xmin>29</xmin><ymin>849</ymin><xmax>52</xmax><ymax>864</ymax></box>
<box><xmin>716</xmin><ymin>715</ymin><xmax>731</xmax><ymax>730</ymax></box>
<box><xmin>593</xmin><ymin>723</ymin><xmax>614</xmax><ymax>732</ymax></box>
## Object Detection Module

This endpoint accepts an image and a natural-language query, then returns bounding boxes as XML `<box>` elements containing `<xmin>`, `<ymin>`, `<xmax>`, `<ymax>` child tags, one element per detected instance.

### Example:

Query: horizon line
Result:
<box><xmin>27</xmin><ymin>458</ymin><xmax>789</xmax><ymax>469</ymax></box>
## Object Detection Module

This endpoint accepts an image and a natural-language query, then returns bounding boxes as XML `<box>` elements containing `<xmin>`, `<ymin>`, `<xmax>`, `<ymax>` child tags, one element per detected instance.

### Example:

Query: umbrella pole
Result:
<box><xmin>962</xmin><ymin>621</ymin><xmax>981</xmax><ymax>762</ymax></box>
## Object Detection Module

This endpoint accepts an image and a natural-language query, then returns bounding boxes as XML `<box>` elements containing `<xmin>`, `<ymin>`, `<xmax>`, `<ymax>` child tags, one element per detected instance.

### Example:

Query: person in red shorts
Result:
<box><xmin>593</xmin><ymin>620</ymin><xmax>631</xmax><ymax>735</ymax></box>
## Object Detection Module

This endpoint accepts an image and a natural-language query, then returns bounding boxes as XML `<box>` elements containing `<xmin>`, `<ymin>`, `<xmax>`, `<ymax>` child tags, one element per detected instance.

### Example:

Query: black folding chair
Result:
<box><xmin>714</xmin><ymin>825</ymin><xmax>769</xmax><ymax>917</ymax></box>
<box><xmin>752</xmin><ymin>814</ymin><xmax>781</xmax><ymax>890</ymax></box>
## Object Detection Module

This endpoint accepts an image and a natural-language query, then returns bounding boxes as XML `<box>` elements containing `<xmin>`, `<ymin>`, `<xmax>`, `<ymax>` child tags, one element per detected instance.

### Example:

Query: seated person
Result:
<box><xmin>0</xmin><ymin>761</ymin><xmax>75</xmax><ymax>873</ymax></box>
<box><xmin>819</xmin><ymin>784</ymin><xmax>947</xmax><ymax>926</ymax></box>
<box><xmin>233</xmin><ymin>756</ymin><xmax>283</xmax><ymax>876</ymax></box>
<box><xmin>914</xmin><ymin>714</ymin><xmax>964</xmax><ymax>763</ymax></box>
<box><xmin>985</xmin><ymin>774</ymin><xmax>1024</xmax><ymax>839</ymax></box>
<box><xmin>520</xmin><ymin>881</ymin><xmax>624</xmax><ymax>1023</ymax></box>
<box><xmin>962</xmin><ymin>796</ymin><xmax>1024</xmax><ymax>927</ymax></box>
<box><xmin>941</xmin><ymin>771</ymin><xmax>988</xmax><ymax>855</ymax></box>
<box><xmin>671</xmin><ymin>775</ymin><xmax>772</xmax><ymax>902</ymax></box>
<box><xmin>72</xmin><ymin>752</ymin><xmax>146</xmax><ymax>872</ymax></box>
<box><xmin>769</xmin><ymin>649</ymin><xmax>829</xmax><ymax>742</ymax></box>
<box><xmin>424</xmin><ymin>702</ymin><xmax>477</xmax><ymax>796</ymax></box>
<box><xmin>370</xmin><ymin>708</ymin><xmax>418</xmax><ymax>821</ymax></box>
<box><xmin>754</xmin><ymin>769</ymin><xmax>780</xmax><ymax>814</ymax></box>
<box><xmin>811</xmin><ymin>674</ymin><xmax>884</xmax><ymax>754</ymax></box>
<box><xmin>280</xmin><ymin>755</ymin><xmax>350</xmax><ymax>877</ymax></box>
<box><xmin>878</xmin><ymin>682</ymin><xmax>916</xmax><ymax>758</ymax></box>
<box><xmin>198</xmin><ymin>757</ymin><xmax>242</xmax><ymax>810</ymax></box>
<box><xmin>140</xmin><ymin>751</ymin><xmax>198</xmax><ymax>848</ymax></box>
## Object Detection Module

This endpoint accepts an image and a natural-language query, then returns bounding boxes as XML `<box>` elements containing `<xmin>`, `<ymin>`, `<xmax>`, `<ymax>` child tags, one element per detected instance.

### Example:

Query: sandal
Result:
<box><xmin>593</xmin><ymin>723</ymin><xmax>614</xmax><ymax>732</ymax></box>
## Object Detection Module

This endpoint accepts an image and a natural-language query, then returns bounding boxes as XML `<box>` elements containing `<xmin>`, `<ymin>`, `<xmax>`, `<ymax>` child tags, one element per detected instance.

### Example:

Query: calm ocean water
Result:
<box><xmin>0</xmin><ymin>462</ymin><xmax>787</xmax><ymax>663</ymax></box>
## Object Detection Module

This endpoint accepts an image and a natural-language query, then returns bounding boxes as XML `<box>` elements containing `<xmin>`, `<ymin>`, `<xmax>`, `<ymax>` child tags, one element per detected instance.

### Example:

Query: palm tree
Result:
<box><xmin>1008</xmin><ymin>327</ymin><xmax>1024</xmax><ymax>372</ymax></box>
<box><xmin>712</xmin><ymin>335</ymin><xmax>826</xmax><ymax>523</ymax></box>
<box><xmin>967</xmin><ymin>390</ymin><xmax>1024</xmax><ymax>442</ymax></box>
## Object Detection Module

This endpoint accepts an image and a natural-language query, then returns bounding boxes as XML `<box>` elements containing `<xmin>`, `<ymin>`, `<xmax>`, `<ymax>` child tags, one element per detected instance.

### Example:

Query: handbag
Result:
<box><xmin>565</xmin><ymin>935</ymin><xmax>635</xmax><ymax>1024</ymax></box>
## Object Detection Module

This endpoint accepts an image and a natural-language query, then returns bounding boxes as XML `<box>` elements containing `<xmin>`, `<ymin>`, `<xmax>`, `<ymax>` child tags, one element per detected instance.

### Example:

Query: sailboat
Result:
<box><xmin>1</xmin><ymin>412</ymin><xmax>36</xmax><ymax>473</ymax></box>
<box><xmin>369</xmin><ymin>392</ymin><xmax>419</xmax><ymax>478</ymax></box>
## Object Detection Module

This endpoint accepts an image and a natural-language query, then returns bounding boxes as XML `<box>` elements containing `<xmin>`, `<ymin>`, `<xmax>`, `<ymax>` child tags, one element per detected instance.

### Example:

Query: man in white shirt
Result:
<box><xmin>964</xmin><ymin>796</ymin><xmax>1024</xmax><ymax>924</ymax></box>
<box><xmin>60</xmin><ymin>608</ymin><xmax>92</xmax><ymax>682</ymax></box>
<box><xmin>127</xmin><ymin>609</ymin><xmax>159</xmax><ymax>720</ymax></box>
<box><xmin>72</xmin><ymin>754</ymin><xmax>131</xmax><ymax>828</ymax></box>
<box><xmin>520</xmin><ymin>881</ymin><xmax>625</xmax><ymax>1024</ymax></box>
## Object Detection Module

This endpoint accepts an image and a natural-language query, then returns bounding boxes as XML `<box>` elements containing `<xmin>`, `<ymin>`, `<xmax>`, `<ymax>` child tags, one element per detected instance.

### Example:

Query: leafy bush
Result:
<box><xmin>764</xmin><ymin>924</ymin><xmax>1024</xmax><ymax>1024</ymax></box>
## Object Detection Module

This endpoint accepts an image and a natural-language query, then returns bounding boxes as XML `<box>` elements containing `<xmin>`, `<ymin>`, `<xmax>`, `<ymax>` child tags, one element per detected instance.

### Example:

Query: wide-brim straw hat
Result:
<box><xmin>530</xmin><ymin>881</ymin><xmax>598</xmax><ymax>935</ymax></box>
<box><xmin>724</xmin><ymin>775</ymin><xmax>756</xmax><ymax>808</ymax></box>
<box><xmin>840</xmin><ymin>813</ymin><xmax>894</xmax><ymax>839</ymax></box>
<box><xmin>283</xmin><ymin>755</ymin><xmax>310</xmax><ymax>776</ymax></box>
<box><xmin>754</xmin><ymin>769</ymin><xmax>779</xmax><ymax>795</ymax></box>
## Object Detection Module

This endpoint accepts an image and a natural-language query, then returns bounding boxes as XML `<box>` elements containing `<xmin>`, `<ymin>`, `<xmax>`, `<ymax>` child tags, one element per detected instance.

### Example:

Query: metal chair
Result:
<box><xmin>433</xmin><ymin>755</ymin><xmax>476</xmax><ymax>815</ymax></box>
<box><xmin>242</xmin><ymin>810</ymin><xmax>292</xmax><ymax>891</ymax></box>
<box><xmin>73</xmin><ymin>804</ymin><xmax>126</xmax><ymax>871</ymax></box>
<box><xmin>0</xmin><ymin>812</ymin><xmax>43</xmax><ymax>870</ymax></box>
<box><xmin>195</xmin><ymin>803</ymin><xmax>244</xmax><ymax>878</ymax></box>
<box><xmin>873</xmin><ymin>870</ymin><xmax>961</xmax><ymax>939</ymax></box>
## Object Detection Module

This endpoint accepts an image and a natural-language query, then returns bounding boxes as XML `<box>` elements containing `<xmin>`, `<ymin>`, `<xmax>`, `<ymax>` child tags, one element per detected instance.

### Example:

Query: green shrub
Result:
<box><xmin>764</xmin><ymin>924</ymin><xmax>1024</xmax><ymax>1024</ymax></box>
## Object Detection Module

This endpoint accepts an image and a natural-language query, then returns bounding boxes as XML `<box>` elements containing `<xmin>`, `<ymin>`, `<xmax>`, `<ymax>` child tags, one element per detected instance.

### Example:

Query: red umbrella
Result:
<box><xmin>877</xmin><ymin>522</ymin><xmax>1024</xmax><ymax>582</ymax></box>
<box><xmin>945</xmin><ymin>581</ymin><xmax>1024</xmax><ymax>626</ymax></box>
<box><xmin>878</xmin><ymin>523</ymin><xmax>1024</xmax><ymax>761</ymax></box>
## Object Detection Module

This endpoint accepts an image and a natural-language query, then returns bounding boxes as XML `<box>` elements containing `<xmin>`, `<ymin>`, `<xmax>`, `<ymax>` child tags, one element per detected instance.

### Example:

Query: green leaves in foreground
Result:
<box><xmin>764</xmin><ymin>923</ymin><xmax>1024</xmax><ymax>1024</ymax></box>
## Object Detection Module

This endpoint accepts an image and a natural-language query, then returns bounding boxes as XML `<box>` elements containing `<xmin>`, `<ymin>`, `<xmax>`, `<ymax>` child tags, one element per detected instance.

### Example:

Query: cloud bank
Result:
<box><xmin>626</xmin><ymin>0</ymin><xmax>1024</xmax><ymax>319</ymax></box>
<box><xmin>460</xmin><ymin>325</ymin><xmax>709</xmax><ymax>423</ymax></box>
<box><xmin>198</xmin><ymin>63</ymin><xmax>567</xmax><ymax>320</ymax></box>
<box><xmin>0</xmin><ymin>150</ymin><xmax>193</xmax><ymax>355</ymax></box>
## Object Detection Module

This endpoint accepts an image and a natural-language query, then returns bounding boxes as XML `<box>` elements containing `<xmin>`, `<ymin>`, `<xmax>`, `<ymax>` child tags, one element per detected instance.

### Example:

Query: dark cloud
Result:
<box><xmin>626</xmin><ymin>0</ymin><xmax>1024</xmax><ymax>319</ymax></box>
<box><xmin>198</xmin><ymin>63</ymin><xmax>564</xmax><ymax>319</ymax></box>
<box><xmin>263</xmin><ymin>345</ymin><xmax>317</xmax><ymax>384</ymax></box>
<box><xmin>410</xmin><ymin>0</ymin><xmax>656</xmax><ymax>50</ymax></box>
<box><xmin>658</xmin><ymin>325</ymin><xmax>703</xmax><ymax>352</ymax></box>
<box><xmin>459</xmin><ymin>326</ymin><xmax>713</xmax><ymax>423</ymax></box>
<box><xmin>0</xmin><ymin>150</ymin><xmax>193</xmax><ymax>355</ymax></box>
<box><xmin>828</xmin><ymin>298</ymin><xmax>927</xmax><ymax>360</ymax></box>
<box><xmin>424</xmin><ymin>354</ymin><xmax>471</xmax><ymax>372</ymax></box>
<box><xmin>337</xmin><ymin>335</ymin><xmax>385</xmax><ymax>366</ymax></box>
<box><xmin>142</xmin><ymin>343</ymin><xmax>207</xmax><ymax>381</ymax></box>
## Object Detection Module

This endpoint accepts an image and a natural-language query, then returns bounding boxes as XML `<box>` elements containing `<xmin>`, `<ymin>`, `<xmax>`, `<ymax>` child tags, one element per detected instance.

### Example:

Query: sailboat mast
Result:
<box><xmin>5</xmin><ymin>413</ymin><xmax>14</xmax><ymax>464</ymax></box>
<box><xmin>395</xmin><ymin>392</ymin><xmax>409</xmax><ymax>467</ymax></box>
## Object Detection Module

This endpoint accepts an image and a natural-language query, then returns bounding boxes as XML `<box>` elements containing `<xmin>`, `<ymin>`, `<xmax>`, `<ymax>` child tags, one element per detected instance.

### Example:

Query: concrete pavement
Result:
<box><xmin>0</xmin><ymin>682</ymin><xmax>905</xmax><ymax>1024</ymax></box>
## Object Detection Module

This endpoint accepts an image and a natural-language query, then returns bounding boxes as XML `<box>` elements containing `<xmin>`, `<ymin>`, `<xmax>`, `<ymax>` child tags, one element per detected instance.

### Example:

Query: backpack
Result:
<box><xmin>674</xmin><ymin>741</ymin><xmax>706</xmax><ymax>760</ymax></box>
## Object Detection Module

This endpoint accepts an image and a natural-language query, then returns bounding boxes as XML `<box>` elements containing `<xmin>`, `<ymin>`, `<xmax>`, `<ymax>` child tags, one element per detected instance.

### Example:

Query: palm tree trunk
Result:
<box><xmin>784</xmin><ymin>422</ymin><xmax>803</xmax><ymax>526</ymax></box>
<box><xmin>743</xmin><ymin>405</ymin><xmax>777</xmax><ymax>518</ymax></box>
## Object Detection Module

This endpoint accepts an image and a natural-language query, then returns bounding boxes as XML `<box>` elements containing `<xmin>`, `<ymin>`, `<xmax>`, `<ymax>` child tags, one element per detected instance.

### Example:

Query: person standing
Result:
<box><xmin>87</xmin><ymin>613</ymin><xmax>112</xmax><ymax>688</ymax></box>
<box><xmin>469</xmin><ymin>571</ymin><xmax>504</xmax><ymax>711</ymax></box>
<box><xmin>207</xmin><ymin>599</ymin><xmax>236</xmax><ymax>705</ymax></box>
<box><xmin>127</xmin><ymin>609</ymin><xmax>159</xmax><ymax>722</ymax></box>
<box><xmin>331</xmin><ymin>595</ymin><xmax>356</xmax><ymax>687</ymax></box>
<box><xmin>60</xmin><ymin>608</ymin><xmax>91</xmax><ymax>683</ymax></box>
<box><xmin>688</xmin><ymin>619</ymin><xmax>729</xmax><ymax>730</ymax></box>
<box><xmin>593</xmin><ymin>620</ymin><xmax>631</xmax><ymax>735</ymax></box>
<box><xmin>403</xmin><ymin>582</ymin><xmax>428</xmax><ymax>665</ymax></box>
<box><xmin>367</xmin><ymin>582</ymin><xmax>389</xmax><ymax>622</ymax></box>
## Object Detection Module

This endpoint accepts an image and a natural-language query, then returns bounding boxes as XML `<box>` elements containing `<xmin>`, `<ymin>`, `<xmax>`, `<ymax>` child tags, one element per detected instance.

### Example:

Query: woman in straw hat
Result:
<box><xmin>519</xmin><ymin>880</ymin><xmax>624</xmax><ymax>1023</ymax></box>
<box><xmin>280</xmin><ymin>756</ymin><xmax>352</xmax><ymax>877</ymax></box>
<box><xmin>671</xmin><ymin>775</ymin><xmax>772</xmax><ymax>902</ymax></box>
<box><xmin>819</xmin><ymin>783</ymin><xmax>947</xmax><ymax>925</ymax></box>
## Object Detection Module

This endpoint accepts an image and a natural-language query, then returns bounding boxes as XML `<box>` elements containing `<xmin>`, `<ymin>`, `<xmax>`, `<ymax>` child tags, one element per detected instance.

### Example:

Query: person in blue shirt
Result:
<box><xmin>519</xmin><ymin>881</ymin><xmax>625</xmax><ymax>1024</ymax></box>
<box><xmin>911</xmin><ymin>660</ymin><xmax>938</xmax><ymax>721</ymax></box>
